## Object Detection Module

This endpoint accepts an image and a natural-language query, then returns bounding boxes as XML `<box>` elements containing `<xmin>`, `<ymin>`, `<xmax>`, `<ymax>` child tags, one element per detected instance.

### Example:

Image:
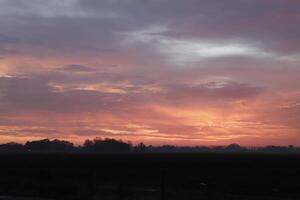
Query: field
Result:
<box><xmin>0</xmin><ymin>153</ymin><xmax>300</xmax><ymax>200</ymax></box>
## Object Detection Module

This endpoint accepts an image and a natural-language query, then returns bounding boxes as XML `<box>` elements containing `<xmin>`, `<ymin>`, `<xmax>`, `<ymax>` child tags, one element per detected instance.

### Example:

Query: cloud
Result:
<box><xmin>0</xmin><ymin>0</ymin><xmax>299</xmax><ymax>145</ymax></box>
<box><xmin>0</xmin><ymin>0</ymin><xmax>298</xmax><ymax>75</ymax></box>
<box><xmin>57</xmin><ymin>64</ymin><xmax>97</xmax><ymax>72</ymax></box>
<box><xmin>0</xmin><ymin>34</ymin><xmax>21</xmax><ymax>44</ymax></box>
<box><xmin>0</xmin><ymin>0</ymin><xmax>119</xmax><ymax>19</ymax></box>
<box><xmin>161</xmin><ymin>81</ymin><xmax>264</xmax><ymax>105</ymax></box>
<box><xmin>125</xmin><ymin>26</ymin><xmax>276</xmax><ymax>65</ymax></box>
<box><xmin>0</xmin><ymin>70</ymin><xmax>264</xmax><ymax>117</ymax></box>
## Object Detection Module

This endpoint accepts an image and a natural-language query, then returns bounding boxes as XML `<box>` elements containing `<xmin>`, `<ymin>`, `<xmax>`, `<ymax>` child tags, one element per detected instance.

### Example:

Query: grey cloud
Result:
<box><xmin>0</xmin><ymin>71</ymin><xmax>264</xmax><ymax>115</ymax></box>
<box><xmin>57</xmin><ymin>64</ymin><xmax>97</xmax><ymax>72</ymax></box>
<box><xmin>0</xmin><ymin>74</ymin><xmax>143</xmax><ymax>114</ymax></box>
<box><xmin>161</xmin><ymin>81</ymin><xmax>264</xmax><ymax>105</ymax></box>
<box><xmin>0</xmin><ymin>34</ymin><xmax>21</xmax><ymax>44</ymax></box>
<box><xmin>0</xmin><ymin>0</ymin><xmax>299</xmax><ymax>63</ymax></box>
<box><xmin>0</xmin><ymin>48</ymin><xmax>19</xmax><ymax>56</ymax></box>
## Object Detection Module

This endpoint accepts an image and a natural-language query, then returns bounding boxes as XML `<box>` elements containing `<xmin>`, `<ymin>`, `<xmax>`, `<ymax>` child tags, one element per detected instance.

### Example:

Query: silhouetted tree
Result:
<box><xmin>212</xmin><ymin>146</ymin><xmax>225</xmax><ymax>152</ymax></box>
<box><xmin>83</xmin><ymin>139</ymin><xmax>94</xmax><ymax>148</ymax></box>
<box><xmin>133</xmin><ymin>142</ymin><xmax>147</xmax><ymax>153</ymax></box>
<box><xmin>261</xmin><ymin>145</ymin><xmax>289</xmax><ymax>153</ymax></box>
<box><xmin>0</xmin><ymin>142</ymin><xmax>25</xmax><ymax>152</ymax></box>
<box><xmin>1</xmin><ymin>138</ymin><xmax>300</xmax><ymax>154</ymax></box>
<box><xmin>83</xmin><ymin>138</ymin><xmax>132</xmax><ymax>153</ymax></box>
<box><xmin>225</xmin><ymin>144</ymin><xmax>246</xmax><ymax>152</ymax></box>
<box><xmin>25</xmin><ymin>139</ymin><xmax>74</xmax><ymax>152</ymax></box>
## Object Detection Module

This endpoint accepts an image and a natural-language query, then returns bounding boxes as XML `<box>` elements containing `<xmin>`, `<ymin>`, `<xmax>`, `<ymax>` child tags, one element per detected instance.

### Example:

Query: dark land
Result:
<box><xmin>1</xmin><ymin>152</ymin><xmax>300</xmax><ymax>200</ymax></box>
<box><xmin>1</xmin><ymin>138</ymin><xmax>300</xmax><ymax>200</ymax></box>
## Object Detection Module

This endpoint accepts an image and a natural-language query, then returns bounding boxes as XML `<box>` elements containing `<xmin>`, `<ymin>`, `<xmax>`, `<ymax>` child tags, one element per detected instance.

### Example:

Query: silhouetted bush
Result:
<box><xmin>0</xmin><ymin>138</ymin><xmax>300</xmax><ymax>154</ymax></box>
<box><xmin>25</xmin><ymin>139</ymin><xmax>74</xmax><ymax>152</ymax></box>
<box><xmin>0</xmin><ymin>142</ymin><xmax>25</xmax><ymax>152</ymax></box>
<box><xmin>225</xmin><ymin>144</ymin><xmax>247</xmax><ymax>152</ymax></box>
<box><xmin>83</xmin><ymin>138</ymin><xmax>132</xmax><ymax>153</ymax></box>
<box><xmin>133</xmin><ymin>142</ymin><xmax>147</xmax><ymax>153</ymax></box>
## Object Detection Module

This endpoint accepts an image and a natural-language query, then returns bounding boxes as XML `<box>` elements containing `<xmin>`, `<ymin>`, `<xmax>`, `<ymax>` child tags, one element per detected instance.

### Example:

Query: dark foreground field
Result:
<box><xmin>0</xmin><ymin>153</ymin><xmax>300</xmax><ymax>200</ymax></box>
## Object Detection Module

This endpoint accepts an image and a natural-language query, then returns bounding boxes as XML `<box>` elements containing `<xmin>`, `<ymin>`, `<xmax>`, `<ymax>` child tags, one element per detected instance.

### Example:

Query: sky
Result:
<box><xmin>0</xmin><ymin>0</ymin><xmax>300</xmax><ymax>146</ymax></box>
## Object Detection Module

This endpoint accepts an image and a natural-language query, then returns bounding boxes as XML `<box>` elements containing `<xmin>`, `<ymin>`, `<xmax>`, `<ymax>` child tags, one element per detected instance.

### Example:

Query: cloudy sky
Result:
<box><xmin>0</xmin><ymin>0</ymin><xmax>299</xmax><ymax>146</ymax></box>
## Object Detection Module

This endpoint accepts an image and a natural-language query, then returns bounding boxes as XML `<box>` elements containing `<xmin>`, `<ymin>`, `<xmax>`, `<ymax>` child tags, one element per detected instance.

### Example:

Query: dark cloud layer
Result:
<box><xmin>57</xmin><ymin>65</ymin><xmax>96</xmax><ymax>72</ymax></box>
<box><xmin>0</xmin><ymin>0</ymin><xmax>299</xmax><ymax>62</ymax></box>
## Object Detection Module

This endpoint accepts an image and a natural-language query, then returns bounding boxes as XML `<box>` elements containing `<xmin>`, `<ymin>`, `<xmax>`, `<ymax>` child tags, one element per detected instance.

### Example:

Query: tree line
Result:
<box><xmin>0</xmin><ymin>138</ymin><xmax>299</xmax><ymax>154</ymax></box>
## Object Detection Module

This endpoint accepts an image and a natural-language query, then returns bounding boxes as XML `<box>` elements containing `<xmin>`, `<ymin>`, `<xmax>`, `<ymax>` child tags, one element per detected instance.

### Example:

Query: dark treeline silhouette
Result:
<box><xmin>83</xmin><ymin>138</ymin><xmax>132</xmax><ymax>153</ymax></box>
<box><xmin>26</xmin><ymin>139</ymin><xmax>74</xmax><ymax>152</ymax></box>
<box><xmin>0</xmin><ymin>138</ymin><xmax>300</xmax><ymax>154</ymax></box>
